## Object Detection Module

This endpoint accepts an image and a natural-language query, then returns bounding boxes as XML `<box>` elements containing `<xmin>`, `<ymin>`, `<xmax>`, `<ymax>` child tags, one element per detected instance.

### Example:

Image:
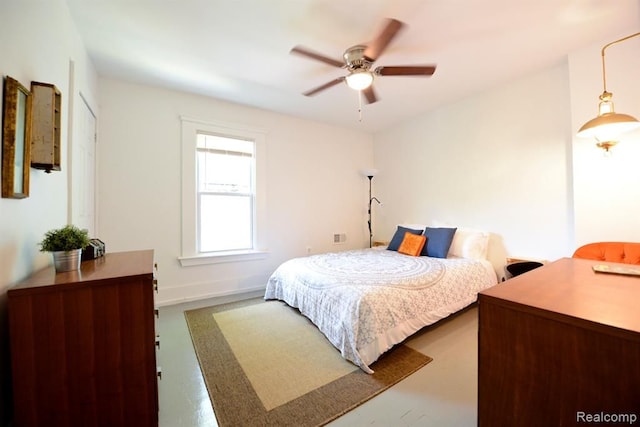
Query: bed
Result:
<box><xmin>264</xmin><ymin>225</ymin><xmax>498</xmax><ymax>373</ymax></box>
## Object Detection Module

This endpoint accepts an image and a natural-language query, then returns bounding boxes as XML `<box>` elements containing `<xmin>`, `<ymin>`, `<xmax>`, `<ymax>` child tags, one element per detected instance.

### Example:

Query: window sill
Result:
<box><xmin>178</xmin><ymin>250</ymin><xmax>269</xmax><ymax>267</ymax></box>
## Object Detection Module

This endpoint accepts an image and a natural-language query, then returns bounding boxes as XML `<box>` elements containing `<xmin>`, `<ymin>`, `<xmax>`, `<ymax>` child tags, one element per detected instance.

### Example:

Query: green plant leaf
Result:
<box><xmin>39</xmin><ymin>225</ymin><xmax>90</xmax><ymax>252</ymax></box>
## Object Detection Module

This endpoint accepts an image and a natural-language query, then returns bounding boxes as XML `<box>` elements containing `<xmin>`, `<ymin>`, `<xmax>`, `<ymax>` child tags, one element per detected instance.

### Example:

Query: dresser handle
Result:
<box><xmin>153</xmin><ymin>279</ymin><xmax>158</xmax><ymax>293</ymax></box>
<box><xmin>156</xmin><ymin>335</ymin><xmax>160</xmax><ymax>350</ymax></box>
<box><xmin>157</xmin><ymin>367</ymin><xmax>162</xmax><ymax>380</ymax></box>
<box><xmin>154</xmin><ymin>308</ymin><xmax>159</xmax><ymax>318</ymax></box>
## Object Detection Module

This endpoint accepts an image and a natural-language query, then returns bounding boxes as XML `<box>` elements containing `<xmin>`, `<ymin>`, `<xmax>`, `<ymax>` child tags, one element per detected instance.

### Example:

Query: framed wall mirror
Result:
<box><xmin>2</xmin><ymin>76</ymin><xmax>32</xmax><ymax>199</ymax></box>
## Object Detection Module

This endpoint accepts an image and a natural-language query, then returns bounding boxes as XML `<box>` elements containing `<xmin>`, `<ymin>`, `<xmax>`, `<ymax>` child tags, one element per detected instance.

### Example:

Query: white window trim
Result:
<box><xmin>179</xmin><ymin>116</ymin><xmax>268</xmax><ymax>266</ymax></box>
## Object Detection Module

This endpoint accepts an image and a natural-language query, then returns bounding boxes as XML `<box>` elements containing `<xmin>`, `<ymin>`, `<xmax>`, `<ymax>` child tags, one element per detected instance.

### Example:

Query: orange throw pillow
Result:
<box><xmin>398</xmin><ymin>232</ymin><xmax>427</xmax><ymax>256</ymax></box>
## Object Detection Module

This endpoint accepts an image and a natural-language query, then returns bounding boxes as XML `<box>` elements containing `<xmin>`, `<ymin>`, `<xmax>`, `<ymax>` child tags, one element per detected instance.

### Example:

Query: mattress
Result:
<box><xmin>264</xmin><ymin>247</ymin><xmax>497</xmax><ymax>373</ymax></box>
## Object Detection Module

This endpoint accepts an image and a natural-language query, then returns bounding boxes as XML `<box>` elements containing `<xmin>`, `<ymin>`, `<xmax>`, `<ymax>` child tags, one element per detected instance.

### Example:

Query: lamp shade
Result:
<box><xmin>345</xmin><ymin>71</ymin><xmax>374</xmax><ymax>90</ymax></box>
<box><xmin>577</xmin><ymin>112</ymin><xmax>640</xmax><ymax>140</ymax></box>
<box><xmin>360</xmin><ymin>168</ymin><xmax>378</xmax><ymax>178</ymax></box>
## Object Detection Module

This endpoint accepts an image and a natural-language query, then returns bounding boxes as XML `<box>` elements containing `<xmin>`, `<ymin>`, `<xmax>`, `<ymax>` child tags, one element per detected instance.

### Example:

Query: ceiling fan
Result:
<box><xmin>291</xmin><ymin>18</ymin><xmax>436</xmax><ymax>104</ymax></box>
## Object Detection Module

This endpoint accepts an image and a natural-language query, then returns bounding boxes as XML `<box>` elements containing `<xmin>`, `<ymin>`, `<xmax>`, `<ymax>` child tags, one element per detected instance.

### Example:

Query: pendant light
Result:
<box><xmin>576</xmin><ymin>32</ymin><xmax>640</xmax><ymax>152</ymax></box>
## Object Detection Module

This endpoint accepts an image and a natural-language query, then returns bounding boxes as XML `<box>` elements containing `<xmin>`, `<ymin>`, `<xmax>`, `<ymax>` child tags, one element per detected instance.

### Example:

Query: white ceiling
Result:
<box><xmin>66</xmin><ymin>0</ymin><xmax>640</xmax><ymax>133</ymax></box>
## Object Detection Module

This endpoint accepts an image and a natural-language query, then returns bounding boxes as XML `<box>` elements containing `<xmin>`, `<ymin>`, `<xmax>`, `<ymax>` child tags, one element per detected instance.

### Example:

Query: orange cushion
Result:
<box><xmin>398</xmin><ymin>232</ymin><xmax>427</xmax><ymax>257</ymax></box>
<box><xmin>572</xmin><ymin>242</ymin><xmax>640</xmax><ymax>265</ymax></box>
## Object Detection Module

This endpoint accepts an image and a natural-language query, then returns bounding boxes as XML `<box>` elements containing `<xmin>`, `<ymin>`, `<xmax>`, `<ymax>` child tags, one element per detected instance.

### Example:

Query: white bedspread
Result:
<box><xmin>264</xmin><ymin>248</ymin><xmax>497</xmax><ymax>373</ymax></box>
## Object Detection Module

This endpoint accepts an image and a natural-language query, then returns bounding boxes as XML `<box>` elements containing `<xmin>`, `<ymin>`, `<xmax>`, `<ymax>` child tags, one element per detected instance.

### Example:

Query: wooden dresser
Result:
<box><xmin>8</xmin><ymin>250</ymin><xmax>158</xmax><ymax>427</ymax></box>
<box><xmin>478</xmin><ymin>257</ymin><xmax>640</xmax><ymax>426</ymax></box>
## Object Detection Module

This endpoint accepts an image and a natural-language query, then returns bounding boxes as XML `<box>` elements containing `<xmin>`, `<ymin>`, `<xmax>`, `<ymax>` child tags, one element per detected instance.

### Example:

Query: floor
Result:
<box><xmin>157</xmin><ymin>293</ymin><xmax>479</xmax><ymax>427</ymax></box>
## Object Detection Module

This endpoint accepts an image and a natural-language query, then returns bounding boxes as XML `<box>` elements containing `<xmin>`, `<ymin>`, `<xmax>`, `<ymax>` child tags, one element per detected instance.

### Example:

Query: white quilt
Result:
<box><xmin>264</xmin><ymin>248</ymin><xmax>497</xmax><ymax>373</ymax></box>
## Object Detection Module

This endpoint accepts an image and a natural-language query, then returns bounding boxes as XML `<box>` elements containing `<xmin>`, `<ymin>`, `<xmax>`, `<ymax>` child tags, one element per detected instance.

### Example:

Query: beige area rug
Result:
<box><xmin>184</xmin><ymin>298</ymin><xmax>432</xmax><ymax>427</ymax></box>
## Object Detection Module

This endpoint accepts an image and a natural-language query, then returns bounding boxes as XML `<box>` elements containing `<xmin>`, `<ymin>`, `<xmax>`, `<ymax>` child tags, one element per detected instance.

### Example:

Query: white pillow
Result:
<box><xmin>398</xmin><ymin>223</ymin><xmax>427</xmax><ymax>231</ymax></box>
<box><xmin>432</xmin><ymin>221</ymin><xmax>489</xmax><ymax>260</ymax></box>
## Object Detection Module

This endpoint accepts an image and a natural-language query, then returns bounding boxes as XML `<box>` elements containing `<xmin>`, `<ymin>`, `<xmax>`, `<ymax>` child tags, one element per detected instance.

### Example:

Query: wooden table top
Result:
<box><xmin>479</xmin><ymin>257</ymin><xmax>640</xmax><ymax>335</ymax></box>
<box><xmin>9</xmin><ymin>250</ymin><xmax>154</xmax><ymax>293</ymax></box>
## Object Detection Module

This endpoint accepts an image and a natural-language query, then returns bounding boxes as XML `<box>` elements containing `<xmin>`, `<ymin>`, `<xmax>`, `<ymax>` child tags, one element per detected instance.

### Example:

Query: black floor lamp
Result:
<box><xmin>362</xmin><ymin>169</ymin><xmax>382</xmax><ymax>248</ymax></box>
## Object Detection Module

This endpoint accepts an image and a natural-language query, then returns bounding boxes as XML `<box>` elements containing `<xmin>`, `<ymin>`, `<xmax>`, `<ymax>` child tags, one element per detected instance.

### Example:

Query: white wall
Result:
<box><xmin>0</xmin><ymin>1</ymin><xmax>97</xmax><ymax>284</ymax></box>
<box><xmin>372</xmin><ymin>25</ymin><xmax>640</xmax><ymax>276</ymax></box>
<box><xmin>569</xmin><ymin>31</ymin><xmax>640</xmax><ymax>245</ymax></box>
<box><xmin>0</xmin><ymin>1</ymin><xmax>98</xmax><ymax>424</ymax></box>
<box><xmin>373</xmin><ymin>63</ymin><xmax>574</xmax><ymax>274</ymax></box>
<box><xmin>96</xmin><ymin>78</ymin><xmax>373</xmax><ymax>305</ymax></box>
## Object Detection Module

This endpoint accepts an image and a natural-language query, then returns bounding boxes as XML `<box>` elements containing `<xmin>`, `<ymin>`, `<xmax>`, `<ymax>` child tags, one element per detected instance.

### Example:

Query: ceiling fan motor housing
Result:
<box><xmin>343</xmin><ymin>45</ymin><xmax>373</xmax><ymax>71</ymax></box>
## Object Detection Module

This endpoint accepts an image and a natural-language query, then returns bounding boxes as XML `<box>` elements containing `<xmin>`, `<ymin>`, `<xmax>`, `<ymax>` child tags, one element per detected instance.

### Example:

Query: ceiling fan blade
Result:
<box><xmin>303</xmin><ymin>77</ymin><xmax>345</xmax><ymax>97</ymax></box>
<box><xmin>375</xmin><ymin>65</ymin><xmax>437</xmax><ymax>76</ymax></box>
<box><xmin>290</xmin><ymin>46</ymin><xmax>344</xmax><ymax>68</ymax></box>
<box><xmin>363</xmin><ymin>86</ymin><xmax>378</xmax><ymax>104</ymax></box>
<box><xmin>364</xmin><ymin>18</ymin><xmax>405</xmax><ymax>61</ymax></box>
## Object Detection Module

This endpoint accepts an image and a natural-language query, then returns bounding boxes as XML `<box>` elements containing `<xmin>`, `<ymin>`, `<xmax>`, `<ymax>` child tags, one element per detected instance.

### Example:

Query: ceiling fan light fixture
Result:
<box><xmin>345</xmin><ymin>71</ymin><xmax>374</xmax><ymax>91</ymax></box>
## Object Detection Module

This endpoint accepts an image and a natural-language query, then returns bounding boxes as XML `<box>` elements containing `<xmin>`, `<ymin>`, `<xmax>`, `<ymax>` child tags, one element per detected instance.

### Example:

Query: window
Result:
<box><xmin>180</xmin><ymin>117</ymin><xmax>267</xmax><ymax>266</ymax></box>
<box><xmin>197</xmin><ymin>134</ymin><xmax>254</xmax><ymax>252</ymax></box>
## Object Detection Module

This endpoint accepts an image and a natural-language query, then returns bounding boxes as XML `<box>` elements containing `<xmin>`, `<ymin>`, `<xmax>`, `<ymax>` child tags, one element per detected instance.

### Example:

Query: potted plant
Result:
<box><xmin>40</xmin><ymin>225</ymin><xmax>90</xmax><ymax>272</ymax></box>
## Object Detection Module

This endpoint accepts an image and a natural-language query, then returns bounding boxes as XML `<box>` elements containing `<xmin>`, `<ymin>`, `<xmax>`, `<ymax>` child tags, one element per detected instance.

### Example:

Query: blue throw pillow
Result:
<box><xmin>421</xmin><ymin>227</ymin><xmax>457</xmax><ymax>258</ymax></box>
<box><xmin>387</xmin><ymin>226</ymin><xmax>423</xmax><ymax>251</ymax></box>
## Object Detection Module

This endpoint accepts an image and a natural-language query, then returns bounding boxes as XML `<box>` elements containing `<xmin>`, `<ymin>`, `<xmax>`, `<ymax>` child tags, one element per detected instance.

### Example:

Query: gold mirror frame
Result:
<box><xmin>2</xmin><ymin>76</ymin><xmax>32</xmax><ymax>199</ymax></box>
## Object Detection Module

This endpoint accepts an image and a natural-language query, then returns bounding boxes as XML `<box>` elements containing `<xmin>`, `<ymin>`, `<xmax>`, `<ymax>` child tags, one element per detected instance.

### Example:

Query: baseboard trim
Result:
<box><xmin>156</xmin><ymin>283</ymin><xmax>266</xmax><ymax>307</ymax></box>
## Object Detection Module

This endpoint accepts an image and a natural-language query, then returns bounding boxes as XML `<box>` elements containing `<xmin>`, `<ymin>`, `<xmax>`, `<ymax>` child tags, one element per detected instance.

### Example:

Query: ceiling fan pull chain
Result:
<box><xmin>358</xmin><ymin>90</ymin><xmax>363</xmax><ymax>122</ymax></box>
